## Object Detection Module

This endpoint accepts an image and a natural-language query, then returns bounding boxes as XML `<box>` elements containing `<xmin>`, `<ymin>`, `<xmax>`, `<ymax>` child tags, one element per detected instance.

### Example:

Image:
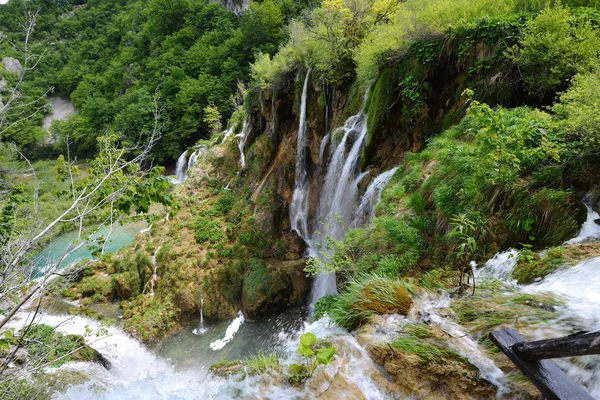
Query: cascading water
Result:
<box><xmin>148</xmin><ymin>246</ymin><xmax>161</xmax><ymax>297</ymax></box>
<box><xmin>192</xmin><ymin>291</ymin><xmax>207</xmax><ymax>336</ymax></box>
<box><xmin>175</xmin><ymin>150</ymin><xmax>189</xmax><ymax>183</ymax></box>
<box><xmin>221</xmin><ymin>126</ymin><xmax>234</xmax><ymax>143</ymax></box>
<box><xmin>308</xmin><ymin>100</ymin><xmax>371</xmax><ymax>305</ymax></box>
<box><xmin>187</xmin><ymin>146</ymin><xmax>206</xmax><ymax>172</ymax></box>
<box><xmin>289</xmin><ymin>69</ymin><xmax>312</xmax><ymax>240</ymax></box>
<box><xmin>173</xmin><ymin>146</ymin><xmax>206</xmax><ymax>183</ymax></box>
<box><xmin>288</xmin><ymin>81</ymin><xmax>396</xmax><ymax>306</ymax></box>
<box><xmin>411</xmin><ymin>293</ymin><xmax>508</xmax><ymax>392</ymax></box>
<box><xmin>209</xmin><ymin>311</ymin><xmax>244</xmax><ymax>350</ymax></box>
<box><xmin>353</xmin><ymin>166</ymin><xmax>399</xmax><ymax>227</ymax></box>
<box><xmin>566</xmin><ymin>204</ymin><xmax>600</xmax><ymax>244</ymax></box>
<box><xmin>475</xmin><ymin>207</ymin><xmax>600</xmax><ymax>397</ymax></box>
<box><xmin>236</xmin><ymin>116</ymin><xmax>251</xmax><ymax>169</ymax></box>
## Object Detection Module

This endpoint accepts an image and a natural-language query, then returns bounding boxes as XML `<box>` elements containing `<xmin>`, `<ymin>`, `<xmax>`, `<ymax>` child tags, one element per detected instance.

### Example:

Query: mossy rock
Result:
<box><xmin>512</xmin><ymin>247</ymin><xmax>565</xmax><ymax>284</ymax></box>
<box><xmin>209</xmin><ymin>360</ymin><xmax>243</xmax><ymax>377</ymax></box>
<box><xmin>78</xmin><ymin>276</ymin><xmax>112</xmax><ymax>299</ymax></box>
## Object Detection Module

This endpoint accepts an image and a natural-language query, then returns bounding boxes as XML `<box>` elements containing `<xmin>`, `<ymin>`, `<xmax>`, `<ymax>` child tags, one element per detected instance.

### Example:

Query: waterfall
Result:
<box><xmin>308</xmin><ymin>104</ymin><xmax>371</xmax><ymax>304</ymax></box>
<box><xmin>287</xmin><ymin>84</ymin><xmax>394</xmax><ymax>306</ymax></box>
<box><xmin>148</xmin><ymin>246</ymin><xmax>161</xmax><ymax>297</ymax></box>
<box><xmin>289</xmin><ymin>69</ymin><xmax>312</xmax><ymax>240</ymax></box>
<box><xmin>352</xmin><ymin>167</ymin><xmax>399</xmax><ymax>227</ymax></box>
<box><xmin>221</xmin><ymin>126</ymin><xmax>234</xmax><ymax>143</ymax></box>
<box><xmin>473</xmin><ymin>205</ymin><xmax>600</xmax><ymax>397</ymax></box>
<box><xmin>192</xmin><ymin>290</ymin><xmax>207</xmax><ymax>335</ymax></box>
<box><xmin>174</xmin><ymin>146</ymin><xmax>206</xmax><ymax>183</ymax></box>
<box><xmin>175</xmin><ymin>150</ymin><xmax>189</xmax><ymax>183</ymax></box>
<box><xmin>209</xmin><ymin>311</ymin><xmax>245</xmax><ymax>350</ymax></box>
<box><xmin>236</xmin><ymin>116</ymin><xmax>251</xmax><ymax>169</ymax></box>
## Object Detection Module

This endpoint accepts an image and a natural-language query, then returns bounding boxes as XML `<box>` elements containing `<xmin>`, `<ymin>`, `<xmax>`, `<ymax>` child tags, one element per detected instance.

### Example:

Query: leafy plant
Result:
<box><xmin>288</xmin><ymin>333</ymin><xmax>336</xmax><ymax>385</ymax></box>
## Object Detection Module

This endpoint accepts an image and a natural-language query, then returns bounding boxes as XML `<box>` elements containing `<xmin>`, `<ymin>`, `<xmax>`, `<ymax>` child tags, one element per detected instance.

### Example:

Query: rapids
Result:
<box><xmin>475</xmin><ymin>207</ymin><xmax>600</xmax><ymax>397</ymax></box>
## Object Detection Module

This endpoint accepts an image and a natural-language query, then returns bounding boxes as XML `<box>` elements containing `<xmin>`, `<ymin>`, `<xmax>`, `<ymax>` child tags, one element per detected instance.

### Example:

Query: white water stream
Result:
<box><xmin>289</xmin><ymin>81</ymin><xmax>386</xmax><ymax>306</ymax></box>
<box><xmin>289</xmin><ymin>69</ymin><xmax>312</xmax><ymax>240</ymax></box>
<box><xmin>475</xmin><ymin>207</ymin><xmax>600</xmax><ymax>397</ymax></box>
<box><xmin>175</xmin><ymin>150</ymin><xmax>189</xmax><ymax>183</ymax></box>
<box><xmin>236</xmin><ymin>115</ymin><xmax>251</xmax><ymax>169</ymax></box>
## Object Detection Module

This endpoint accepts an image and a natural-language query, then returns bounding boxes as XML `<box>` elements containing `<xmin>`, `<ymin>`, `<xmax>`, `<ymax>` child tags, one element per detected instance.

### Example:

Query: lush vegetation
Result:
<box><xmin>0</xmin><ymin>0</ymin><xmax>313</xmax><ymax>161</ymax></box>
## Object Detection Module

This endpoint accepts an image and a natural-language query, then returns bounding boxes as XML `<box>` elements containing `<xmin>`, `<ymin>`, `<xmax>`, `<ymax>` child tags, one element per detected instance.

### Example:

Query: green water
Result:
<box><xmin>158</xmin><ymin>308</ymin><xmax>306</xmax><ymax>370</ymax></box>
<box><xmin>35</xmin><ymin>221</ymin><xmax>148</xmax><ymax>277</ymax></box>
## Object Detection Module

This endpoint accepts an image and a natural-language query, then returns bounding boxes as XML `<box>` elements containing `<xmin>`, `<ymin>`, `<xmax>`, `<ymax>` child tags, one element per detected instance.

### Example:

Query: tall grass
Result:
<box><xmin>328</xmin><ymin>274</ymin><xmax>413</xmax><ymax>330</ymax></box>
<box><xmin>244</xmin><ymin>352</ymin><xmax>281</xmax><ymax>375</ymax></box>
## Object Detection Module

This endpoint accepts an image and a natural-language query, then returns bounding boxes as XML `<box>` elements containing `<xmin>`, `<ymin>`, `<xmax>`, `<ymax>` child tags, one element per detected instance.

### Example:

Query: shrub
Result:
<box><xmin>552</xmin><ymin>70</ymin><xmax>600</xmax><ymax>157</ymax></box>
<box><xmin>312</xmin><ymin>294</ymin><xmax>339</xmax><ymax>321</ymax></box>
<box><xmin>193</xmin><ymin>216</ymin><xmax>225</xmax><ymax>244</ymax></box>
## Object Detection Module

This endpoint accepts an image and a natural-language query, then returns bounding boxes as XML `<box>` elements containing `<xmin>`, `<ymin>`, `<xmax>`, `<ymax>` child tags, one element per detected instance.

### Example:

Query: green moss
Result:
<box><xmin>451</xmin><ymin>281</ymin><xmax>558</xmax><ymax>337</ymax></box>
<box><xmin>122</xmin><ymin>297</ymin><xmax>178</xmax><ymax>343</ymax></box>
<box><xmin>209</xmin><ymin>359</ymin><xmax>243</xmax><ymax>376</ymax></box>
<box><xmin>22</xmin><ymin>324</ymin><xmax>94</xmax><ymax>368</ymax></box>
<box><xmin>242</xmin><ymin>260</ymin><xmax>275</xmax><ymax>305</ymax></box>
<box><xmin>403</xmin><ymin>322</ymin><xmax>435</xmax><ymax>339</ymax></box>
<box><xmin>78</xmin><ymin>276</ymin><xmax>112</xmax><ymax>299</ymax></box>
<box><xmin>512</xmin><ymin>246</ymin><xmax>566</xmax><ymax>284</ymax></box>
<box><xmin>192</xmin><ymin>215</ymin><xmax>225</xmax><ymax>244</ymax></box>
<box><xmin>363</xmin><ymin>68</ymin><xmax>396</xmax><ymax>167</ymax></box>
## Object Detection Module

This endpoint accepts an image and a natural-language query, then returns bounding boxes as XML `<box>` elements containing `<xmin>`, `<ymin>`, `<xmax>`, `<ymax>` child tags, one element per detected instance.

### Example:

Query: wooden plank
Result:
<box><xmin>513</xmin><ymin>331</ymin><xmax>600</xmax><ymax>361</ymax></box>
<box><xmin>489</xmin><ymin>328</ymin><xmax>594</xmax><ymax>400</ymax></box>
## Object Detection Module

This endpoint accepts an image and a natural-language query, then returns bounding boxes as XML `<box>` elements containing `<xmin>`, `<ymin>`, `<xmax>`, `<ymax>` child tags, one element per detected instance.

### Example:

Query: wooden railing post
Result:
<box><xmin>513</xmin><ymin>331</ymin><xmax>600</xmax><ymax>361</ymax></box>
<box><xmin>489</xmin><ymin>328</ymin><xmax>594</xmax><ymax>400</ymax></box>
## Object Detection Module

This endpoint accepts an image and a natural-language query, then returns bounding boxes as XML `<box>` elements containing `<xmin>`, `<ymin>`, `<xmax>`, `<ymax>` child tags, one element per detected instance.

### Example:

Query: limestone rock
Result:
<box><xmin>2</xmin><ymin>57</ymin><xmax>23</xmax><ymax>74</ymax></box>
<box><xmin>0</xmin><ymin>78</ymin><xmax>7</xmax><ymax>92</ymax></box>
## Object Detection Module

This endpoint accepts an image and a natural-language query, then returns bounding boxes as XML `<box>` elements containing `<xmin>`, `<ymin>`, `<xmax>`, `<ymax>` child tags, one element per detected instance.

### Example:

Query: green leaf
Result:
<box><xmin>297</xmin><ymin>333</ymin><xmax>317</xmax><ymax>356</ymax></box>
<box><xmin>316</xmin><ymin>346</ymin><xmax>336</xmax><ymax>365</ymax></box>
<box><xmin>288</xmin><ymin>363</ymin><xmax>305</xmax><ymax>375</ymax></box>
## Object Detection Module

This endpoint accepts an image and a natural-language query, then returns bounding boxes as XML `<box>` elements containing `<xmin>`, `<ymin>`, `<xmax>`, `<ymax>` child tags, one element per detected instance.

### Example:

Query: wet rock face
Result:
<box><xmin>242</xmin><ymin>259</ymin><xmax>309</xmax><ymax>320</ymax></box>
<box><xmin>2</xmin><ymin>57</ymin><xmax>22</xmax><ymax>74</ymax></box>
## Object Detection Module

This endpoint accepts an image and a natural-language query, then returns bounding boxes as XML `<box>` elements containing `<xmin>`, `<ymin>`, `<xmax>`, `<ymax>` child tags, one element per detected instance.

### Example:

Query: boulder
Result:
<box><xmin>2</xmin><ymin>57</ymin><xmax>22</xmax><ymax>74</ymax></box>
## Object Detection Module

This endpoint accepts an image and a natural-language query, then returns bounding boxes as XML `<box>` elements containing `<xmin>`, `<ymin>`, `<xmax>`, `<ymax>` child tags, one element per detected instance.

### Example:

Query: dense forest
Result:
<box><xmin>1</xmin><ymin>0</ymin><xmax>600</xmax><ymax>399</ymax></box>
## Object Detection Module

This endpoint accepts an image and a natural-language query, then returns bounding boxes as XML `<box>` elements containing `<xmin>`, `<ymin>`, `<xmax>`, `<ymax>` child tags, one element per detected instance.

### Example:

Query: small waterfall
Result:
<box><xmin>175</xmin><ymin>150</ymin><xmax>189</xmax><ymax>183</ymax></box>
<box><xmin>566</xmin><ymin>205</ymin><xmax>600</xmax><ymax>244</ymax></box>
<box><xmin>236</xmin><ymin>116</ymin><xmax>251</xmax><ymax>169</ymax></box>
<box><xmin>149</xmin><ymin>246</ymin><xmax>161</xmax><ymax>297</ymax></box>
<box><xmin>192</xmin><ymin>290</ymin><xmax>207</xmax><ymax>335</ymax></box>
<box><xmin>288</xmin><ymin>86</ymin><xmax>391</xmax><ymax>306</ymax></box>
<box><xmin>188</xmin><ymin>145</ymin><xmax>207</xmax><ymax>171</ymax></box>
<box><xmin>289</xmin><ymin>69</ymin><xmax>312</xmax><ymax>240</ymax></box>
<box><xmin>221</xmin><ymin>126</ymin><xmax>234</xmax><ymax>143</ymax></box>
<box><xmin>209</xmin><ymin>311</ymin><xmax>244</xmax><ymax>350</ymax></box>
<box><xmin>353</xmin><ymin>166</ymin><xmax>399</xmax><ymax>227</ymax></box>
